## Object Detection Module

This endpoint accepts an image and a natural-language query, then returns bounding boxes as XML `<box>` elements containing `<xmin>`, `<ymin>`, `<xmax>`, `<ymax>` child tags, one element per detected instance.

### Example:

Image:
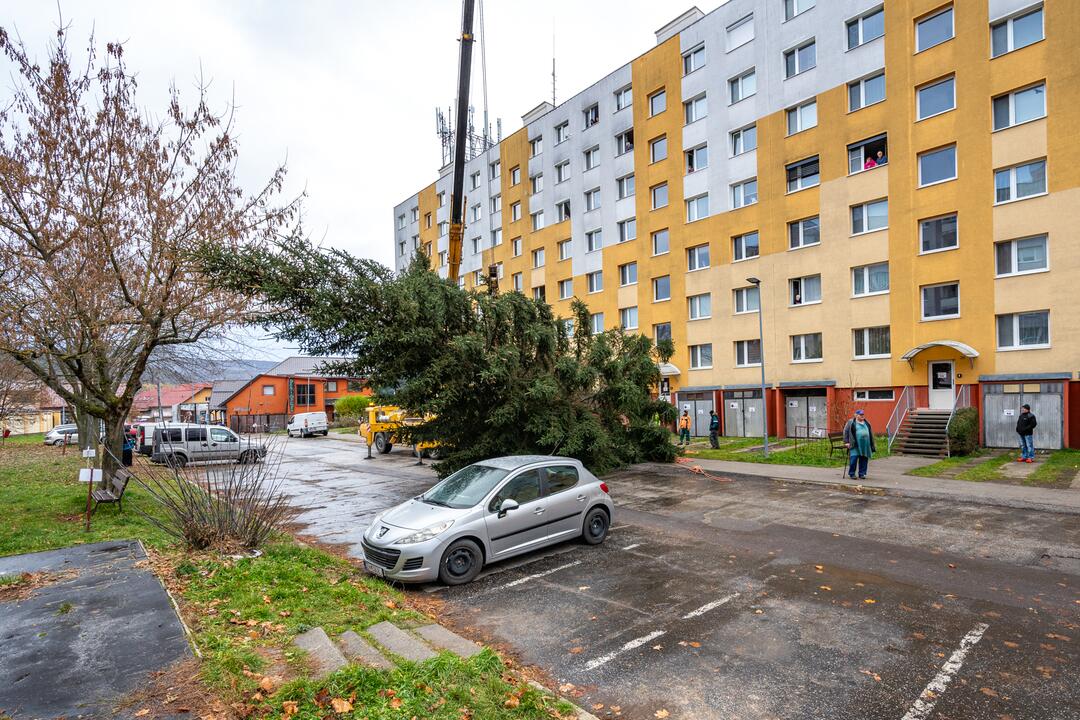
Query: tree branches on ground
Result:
<box><xmin>0</xmin><ymin>27</ymin><xmax>299</xmax><ymax>478</ymax></box>
<box><xmin>202</xmin><ymin>241</ymin><xmax>677</xmax><ymax>475</ymax></box>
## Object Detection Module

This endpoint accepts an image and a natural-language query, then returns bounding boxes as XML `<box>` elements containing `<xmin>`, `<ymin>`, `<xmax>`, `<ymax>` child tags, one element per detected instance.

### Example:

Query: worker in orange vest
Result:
<box><xmin>678</xmin><ymin>410</ymin><xmax>691</xmax><ymax>446</ymax></box>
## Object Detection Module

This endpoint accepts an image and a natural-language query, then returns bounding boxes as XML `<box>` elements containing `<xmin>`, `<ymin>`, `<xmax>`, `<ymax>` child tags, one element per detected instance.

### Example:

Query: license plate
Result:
<box><xmin>364</xmin><ymin>561</ymin><xmax>385</xmax><ymax>578</ymax></box>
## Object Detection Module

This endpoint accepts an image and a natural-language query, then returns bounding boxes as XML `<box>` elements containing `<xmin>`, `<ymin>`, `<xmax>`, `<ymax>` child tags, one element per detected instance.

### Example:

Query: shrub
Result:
<box><xmin>947</xmin><ymin>407</ymin><xmax>980</xmax><ymax>456</ymax></box>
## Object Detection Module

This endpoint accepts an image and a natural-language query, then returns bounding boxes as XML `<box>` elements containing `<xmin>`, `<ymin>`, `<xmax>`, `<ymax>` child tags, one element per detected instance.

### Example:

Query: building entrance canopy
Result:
<box><xmin>899</xmin><ymin>340</ymin><xmax>979</xmax><ymax>369</ymax></box>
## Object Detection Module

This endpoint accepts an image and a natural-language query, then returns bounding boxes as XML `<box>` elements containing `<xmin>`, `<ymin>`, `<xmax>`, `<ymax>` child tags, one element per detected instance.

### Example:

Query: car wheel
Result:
<box><xmin>321</xmin><ymin>430</ymin><xmax>329</xmax><ymax>436</ymax></box>
<box><xmin>582</xmin><ymin>507</ymin><xmax>609</xmax><ymax>545</ymax></box>
<box><xmin>374</xmin><ymin>432</ymin><xmax>392</xmax><ymax>454</ymax></box>
<box><xmin>168</xmin><ymin>453</ymin><xmax>188</xmax><ymax>469</ymax></box>
<box><xmin>438</xmin><ymin>539</ymin><xmax>483</xmax><ymax>585</ymax></box>
<box><xmin>239</xmin><ymin>450</ymin><xmax>259</xmax><ymax>465</ymax></box>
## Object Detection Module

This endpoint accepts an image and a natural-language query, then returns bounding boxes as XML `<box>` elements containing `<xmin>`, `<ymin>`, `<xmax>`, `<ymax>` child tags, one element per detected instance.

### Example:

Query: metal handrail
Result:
<box><xmin>944</xmin><ymin>384</ymin><xmax>973</xmax><ymax>457</ymax></box>
<box><xmin>886</xmin><ymin>386</ymin><xmax>915</xmax><ymax>451</ymax></box>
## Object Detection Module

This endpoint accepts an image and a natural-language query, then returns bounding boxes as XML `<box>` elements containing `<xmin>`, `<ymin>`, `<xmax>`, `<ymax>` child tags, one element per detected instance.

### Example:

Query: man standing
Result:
<box><xmin>708</xmin><ymin>410</ymin><xmax>720</xmax><ymax>449</ymax></box>
<box><xmin>678</xmin><ymin>410</ymin><xmax>692</xmax><ymax>446</ymax></box>
<box><xmin>1016</xmin><ymin>403</ymin><xmax>1037</xmax><ymax>463</ymax></box>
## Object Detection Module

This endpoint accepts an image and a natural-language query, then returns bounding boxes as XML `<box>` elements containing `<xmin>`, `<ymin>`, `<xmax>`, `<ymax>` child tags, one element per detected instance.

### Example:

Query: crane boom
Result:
<box><xmin>446</xmin><ymin>0</ymin><xmax>476</xmax><ymax>286</ymax></box>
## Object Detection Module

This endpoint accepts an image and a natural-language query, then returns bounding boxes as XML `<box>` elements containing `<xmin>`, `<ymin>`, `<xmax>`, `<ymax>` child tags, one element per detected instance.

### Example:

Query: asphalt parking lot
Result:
<box><xmin>277</xmin><ymin>436</ymin><xmax>1080</xmax><ymax>719</ymax></box>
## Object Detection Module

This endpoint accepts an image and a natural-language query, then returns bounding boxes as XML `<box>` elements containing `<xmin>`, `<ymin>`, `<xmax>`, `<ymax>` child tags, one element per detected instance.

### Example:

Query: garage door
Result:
<box><xmin>678</xmin><ymin>392</ymin><xmax>714</xmax><ymax>437</ymax></box>
<box><xmin>723</xmin><ymin>390</ymin><xmax>764</xmax><ymax>438</ymax></box>
<box><xmin>982</xmin><ymin>382</ymin><xmax>1063</xmax><ymax>449</ymax></box>
<box><xmin>784</xmin><ymin>391</ymin><xmax>828</xmax><ymax>439</ymax></box>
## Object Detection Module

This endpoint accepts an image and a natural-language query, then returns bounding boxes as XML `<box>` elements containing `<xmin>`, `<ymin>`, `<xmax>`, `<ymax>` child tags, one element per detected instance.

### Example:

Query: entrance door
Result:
<box><xmin>784</xmin><ymin>391</ymin><xmax>828</xmax><ymax>438</ymax></box>
<box><xmin>928</xmin><ymin>361</ymin><xmax>955</xmax><ymax>409</ymax></box>
<box><xmin>678</xmin><ymin>392</ymin><xmax>715</xmax><ymax>436</ymax></box>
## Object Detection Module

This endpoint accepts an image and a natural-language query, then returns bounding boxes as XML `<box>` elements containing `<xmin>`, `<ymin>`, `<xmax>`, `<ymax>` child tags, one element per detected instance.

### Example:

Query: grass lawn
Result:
<box><xmin>1026</xmin><ymin>448</ymin><xmax>1080</xmax><ymax>489</ymax></box>
<box><xmin>688</xmin><ymin>435</ymin><xmax>889</xmax><ymax>468</ymax></box>
<box><xmin>0</xmin><ymin>436</ymin><xmax>576</xmax><ymax>719</ymax></box>
<box><xmin>953</xmin><ymin>452</ymin><xmax>1014</xmax><ymax>482</ymax></box>
<box><xmin>907</xmin><ymin>450</ymin><xmax>992</xmax><ymax>478</ymax></box>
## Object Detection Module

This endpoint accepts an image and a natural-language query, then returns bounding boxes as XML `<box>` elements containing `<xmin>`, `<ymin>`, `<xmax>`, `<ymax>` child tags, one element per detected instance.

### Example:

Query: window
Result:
<box><xmin>532</xmin><ymin>248</ymin><xmax>545</xmax><ymax>268</ymax></box>
<box><xmin>186</xmin><ymin>427</ymin><xmax>207</xmax><ymax>443</ymax></box>
<box><xmin>649</xmin><ymin>90</ymin><xmax>666</xmax><ymax>116</ymax></box>
<box><xmin>853</xmin><ymin>327</ymin><xmax>891</xmax><ymax>359</ymax></box>
<box><xmin>583</xmin><ymin>104</ymin><xmax>599</xmax><ymax>129</ymax></box>
<box><xmin>786</xmin><ymin>100</ymin><xmax>817</xmax><ymax>134</ymax></box>
<box><xmin>849</xmin><ymin>135</ymin><xmax>889</xmax><ymax>174</ymax></box>
<box><xmin>615</xmin><ymin>86</ymin><xmax>633</xmax><ymax>111</ymax></box>
<box><xmin>585</xmin><ymin>187</ymin><xmax>601</xmax><ymax>211</ymax></box>
<box><xmin>685</xmin><ymin>94</ymin><xmax>707</xmax><ymax>124</ymax></box>
<box><xmin>997</xmin><ymin>311</ymin><xmax>1049</xmax><ymax>349</ymax></box>
<box><xmin>686</xmin><ymin>144</ymin><xmax>709</xmax><ymax>173</ymax></box>
<box><xmin>513</xmin><ymin>272</ymin><xmax>524</xmax><ymax>292</ymax></box>
<box><xmin>511</xmin><ymin>166</ymin><xmax>521</xmax><ymax>185</ymax></box>
<box><xmin>732</xmin><ymin>231</ymin><xmax>759</xmax><ymax>261</ymax></box>
<box><xmin>470</xmin><ymin>204</ymin><xmax>482</xmax><ymax>222</ymax></box>
<box><xmin>618</xmin><ymin>218</ymin><xmax>636</xmax><ymax>242</ymax></box>
<box><xmin>510</xmin><ymin>202</ymin><xmax>521</xmax><ymax>221</ymax></box>
<box><xmin>791</xmin><ymin>333</ymin><xmax>823</xmax><ymax>362</ymax></box>
<box><xmin>490</xmin><ymin>160</ymin><xmax>501</xmax><ymax>179</ymax></box>
<box><xmin>848</xmin><ymin>72</ymin><xmax>885</xmax><ymax>111</ymax></box>
<box><xmin>736</xmin><ymin>339</ymin><xmax>762</xmax><ymax>367</ymax></box>
<box><xmin>650</xmin><ymin>135</ymin><xmax>668</xmax><ymax>163</ymax></box>
<box><xmin>491</xmin><ymin>228</ymin><xmax>503</xmax><ymax>246</ymax></box>
<box><xmin>686</xmin><ymin>244</ymin><xmax>709</xmax><ymax>271</ymax></box>
<box><xmin>846</xmin><ymin>6</ymin><xmax>884</xmax><ymax>49</ymax></box>
<box><xmin>557</xmin><ymin>200</ymin><xmax>571</xmax><ymax>222</ymax></box>
<box><xmin>397</xmin><ymin>213</ymin><xmax>406</xmax><ymax>229</ymax></box>
<box><xmin>730</xmin><ymin>125</ymin><xmax>756</xmax><ymax>155</ymax></box>
<box><xmin>619</xmin><ymin>306</ymin><xmax>639</xmax><ymax>330</ymax></box>
<box><xmin>789</xmin><ymin>274</ymin><xmax>822</xmax><ymax>305</ymax></box>
<box><xmin>531</xmin><ymin>174</ymin><xmax>544</xmax><ymax>194</ymax></box>
<box><xmin>473</xmin><ymin>269</ymin><xmax>482</xmax><ymax>285</ymax></box>
<box><xmin>586</xmin><ymin>229</ymin><xmax>603</xmax><ymax>252</ymax></box>
<box><xmin>490</xmin><ymin>194</ymin><xmax>502</xmax><ymax>213</ymax></box>
<box><xmin>689</xmin><ymin>344</ymin><xmax>713</xmax><ymax>369</ymax></box>
<box><xmin>995</xmin><ymin>159</ymin><xmax>1046</xmax><ymax>203</ymax></box>
<box><xmin>688</xmin><ymin>294</ymin><xmax>711</xmax><ymax>320</ymax></box>
<box><xmin>653</xmin><ymin>275</ymin><xmax>671</xmax><ymax>302</ymax></box>
<box><xmin>731</xmin><ymin>178</ymin><xmax>758</xmax><ymax>208</ymax></box>
<box><xmin>784</xmin><ymin>39</ymin><xmax>816</xmax><ymax>78</ymax></box>
<box><xmin>512</xmin><ymin>237</ymin><xmax>522</xmax><ymax>256</ymax></box>
<box><xmin>917</xmin><ymin>76</ymin><xmax>955</xmax><ymax>120</ymax></box>
<box><xmin>531</xmin><ymin>211</ymin><xmax>545</xmax><ymax>231</ymax></box>
<box><xmin>425</xmin><ymin>212</ymin><xmax>432</xmax><ymax>228</ymax></box>
<box><xmin>992</xmin><ymin>84</ymin><xmax>1045</xmax><ymax>130</ymax></box>
<box><xmin>684</xmin><ymin>45</ymin><xmax>705</xmax><ymax>74</ymax></box>
<box><xmin>437</xmin><ymin>192</ymin><xmax>446</xmax><ymax>207</ymax></box>
<box><xmin>558</xmin><ymin>238</ymin><xmax>572</xmax><ymax>260</ymax></box>
<box><xmin>410</xmin><ymin>207</ymin><xmax>419</xmax><ymax>222</ymax></box>
<box><xmin>555</xmin><ymin>122</ymin><xmax>569</xmax><ymax>144</ymax></box>
<box><xmin>920</xmin><ymin>214</ymin><xmax>958</xmax><ymax>253</ymax></box>
<box><xmin>584</xmin><ymin>146</ymin><xmax>600</xmax><ymax>170</ymax></box>
<box><xmin>470</xmin><ymin>171</ymin><xmax>481</xmax><ymax>190</ymax></box>
<box><xmin>654</xmin><ymin>322</ymin><xmax>672</xmax><ymax>344</ymax></box>
<box><xmin>785</xmin><ymin>0</ymin><xmax>815</xmax><ymax>21</ymax></box>
<box><xmin>788</xmin><ymin>216</ymin><xmax>820</xmax><ymax>249</ymax></box>
<box><xmin>726</xmin><ymin>15</ymin><xmax>754</xmax><ymax>50</ymax></box>
<box><xmin>686</xmin><ymin>195</ymin><xmax>709</xmax><ymax>222</ymax></box>
<box><xmin>995</xmin><ymin>235</ymin><xmax>1048</xmax><ymax>277</ymax></box>
<box><xmin>590</xmin><ymin>312</ymin><xmax>605</xmax><ymax>335</ymax></box>
<box><xmin>855</xmin><ymin>388</ymin><xmax>894</xmax><ymax>401</ymax></box>
<box><xmin>651</xmin><ymin>183</ymin><xmax>669</xmax><ymax>209</ymax></box>
<box><xmin>494</xmin><ymin>262</ymin><xmax>504</xmax><ymax>280</ymax></box>
<box><xmin>438</xmin><ymin>221</ymin><xmax>449</xmax><ymax>236</ymax></box>
<box><xmin>851</xmin><ymin>199</ymin><xmax>888</xmax><ymax>234</ymax></box>
<box><xmin>918</xmin><ymin>145</ymin><xmax>957</xmax><ymax>186</ymax></box>
<box><xmin>652</xmin><ymin>228</ymin><xmax>670</xmax><ymax>255</ymax></box>
<box><xmin>533</xmin><ymin>286</ymin><xmax>546</xmax><ymax>301</ymax></box>
<box><xmin>471</xmin><ymin>237</ymin><xmax>481</xmax><ymax>255</ymax></box>
<box><xmin>916</xmin><ymin>7</ymin><xmax>953</xmax><ymax>52</ymax></box>
<box><xmin>616</xmin><ymin>129</ymin><xmax>634</xmax><ymax>155</ymax></box>
<box><xmin>786</xmin><ymin>156</ymin><xmax>820</xmax><ymax>192</ymax></box>
<box><xmin>992</xmin><ymin>6</ymin><xmax>1043</xmax><ymax>57</ymax></box>
<box><xmin>617</xmin><ymin>174</ymin><xmax>635</xmax><ymax>199</ymax></box>
<box><xmin>619</xmin><ymin>262</ymin><xmax>637</xmax><ymax>286</ymax></box>
<box><xmin>587</xmin><ymin>271</ymin><xmax>603</xmax><ymax>294</ymax></box>
<box><xmin>295</xmin><ymin>383</ymin><xmax>316</xmax><ymax>406</ymax></box>
<box><xmin>262</xmin><ymin>384</ymin><xmax>276</xmax><ymax>396</ymax></box>
<box><xmin>921</xmin><ymin>282</ymin><xmax>960</xmax><ymax>319</ymax></box>
<box><xmin>729</xmin><ymin>68</ymin><xmax>756</xmax><ymax>103</ymax></box>
<box><xmin>555</xmin><ymin>161</ymin><xmax>570</xmax><ymax>184</ymax></box>
<box><xmin>734</xmin><ymin>286</ymin><xmax>759</xmax><ymax>314</ymax></box>
<box><xmin>852</xmin><ymin>262</ymin><xmax>889</xmax><ymax>296</ymax></box>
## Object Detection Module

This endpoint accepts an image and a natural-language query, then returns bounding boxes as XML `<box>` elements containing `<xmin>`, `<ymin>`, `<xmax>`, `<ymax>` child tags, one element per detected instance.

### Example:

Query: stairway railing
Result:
<box><xmin>944</xmin><ymin>384</ymin><xmax>973</xmax><ymax>457</ymax></box>
<box><xmin>886</xmin><ymin>386</ymin><xmax>915</xmax><ymax>452</ymax></box>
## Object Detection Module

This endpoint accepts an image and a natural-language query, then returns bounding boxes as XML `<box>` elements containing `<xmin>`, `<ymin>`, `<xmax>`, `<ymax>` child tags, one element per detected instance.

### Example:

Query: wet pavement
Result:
<box><xmin>277</xmin><ymin>437</ymin><xmax>1080</xmax><ymax>720</ymax></box>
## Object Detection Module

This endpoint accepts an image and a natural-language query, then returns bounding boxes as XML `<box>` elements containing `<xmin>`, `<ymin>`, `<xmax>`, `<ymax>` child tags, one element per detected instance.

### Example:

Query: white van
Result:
<box><xmin>287</xmin><ymin>411</ymin><xmax>328</xmax><ymax>438</ymax></box>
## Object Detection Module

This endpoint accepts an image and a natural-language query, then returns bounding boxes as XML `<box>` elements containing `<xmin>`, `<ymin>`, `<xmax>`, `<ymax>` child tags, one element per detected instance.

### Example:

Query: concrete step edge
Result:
<box><xmin>292</xmin><ymin>626</ymin><xmax>349</xmax><ymax>679</ymax></box>
<box><xmin>415</xmin><ymin>623</ymin><xmax>483</xmax><ymax>659</ymax></box>
<box><xmin>337</xmin><ymin>629</ymin><xmax>395</xmax><ymax>670</ymax></box>
<box><xmin>366</xmin><ymin>620</ymin><xmax>438</xmax><ymax>663</ymax></box>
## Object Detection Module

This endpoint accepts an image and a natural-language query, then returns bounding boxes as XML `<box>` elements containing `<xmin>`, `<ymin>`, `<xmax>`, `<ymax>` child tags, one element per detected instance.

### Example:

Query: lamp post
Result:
<box><xmin>746</xmin><ymin>277</ymin><xmax>769</xmax><ymax>458</ymax></box>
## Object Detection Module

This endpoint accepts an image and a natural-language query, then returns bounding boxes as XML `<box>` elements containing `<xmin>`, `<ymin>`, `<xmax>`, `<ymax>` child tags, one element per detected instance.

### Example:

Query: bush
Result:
<box><xmin>947</xmin><ymin>407</ymin><xmax>980</xmax><ymax>456</ymax></box>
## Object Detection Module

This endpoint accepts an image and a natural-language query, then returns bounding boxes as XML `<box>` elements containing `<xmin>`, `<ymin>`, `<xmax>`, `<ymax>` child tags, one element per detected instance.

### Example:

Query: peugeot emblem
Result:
<box><xmin>377</xmin><ymin>526</ymin><xmax>389</xmax><ymax>539</ymax></box>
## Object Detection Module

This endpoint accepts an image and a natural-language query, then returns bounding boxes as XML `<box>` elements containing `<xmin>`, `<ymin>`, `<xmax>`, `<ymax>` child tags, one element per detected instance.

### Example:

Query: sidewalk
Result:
<box><xmin>691</xmin><ymin>454</ymin><xmax>1080</xmax><ymax>515</ymax></box>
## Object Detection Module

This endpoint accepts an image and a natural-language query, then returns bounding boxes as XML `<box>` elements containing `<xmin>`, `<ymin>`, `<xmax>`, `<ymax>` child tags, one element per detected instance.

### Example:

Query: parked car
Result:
<box><xmin>150</xmin><ymin>423</ymin><xmax>267</xmax><ymax>467</ymax></box>
<box><xmin>361</xmin><ymin>455</ymin><xmax>613</xmax><ymax>586</ymax></box>
<box><xmin>287</xmin><ymin>411</ymin><xmax>329</xmax><ymax>438</ymax></box>
<box><xmin>44</xmin><ymin>424</ymin><xmax>79</xmax><ymax>446</ymax></box>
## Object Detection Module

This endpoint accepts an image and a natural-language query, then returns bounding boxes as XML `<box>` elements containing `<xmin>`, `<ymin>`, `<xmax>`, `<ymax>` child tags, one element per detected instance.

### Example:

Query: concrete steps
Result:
<box><xmin>894</xmin><ymin>410</ymin><xmax>951</xmax><ymax>457</ymax></box>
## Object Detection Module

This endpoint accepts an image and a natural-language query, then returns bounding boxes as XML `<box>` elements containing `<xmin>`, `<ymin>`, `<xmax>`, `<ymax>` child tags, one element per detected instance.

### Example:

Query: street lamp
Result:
<box><xmin>746</xmin><ymin>277</ymin><xmax>769</xmax><ymax>458</ymax></box>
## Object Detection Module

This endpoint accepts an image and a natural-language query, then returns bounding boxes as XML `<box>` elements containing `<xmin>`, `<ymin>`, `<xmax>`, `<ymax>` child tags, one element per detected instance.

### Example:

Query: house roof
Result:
<box><xmin>266</xmin><ymin>356</ymin><xmax>353</xmax><ymax>377</ymax></box>
<box><xmin>132</xmin><ymin>383</ymin><xmax>212</xmax><ymax>410</ymax></box>
<box><xmin>209</xmin><ymin>379</ymin><xmax>247</xmax><ymax>409</ymax></box>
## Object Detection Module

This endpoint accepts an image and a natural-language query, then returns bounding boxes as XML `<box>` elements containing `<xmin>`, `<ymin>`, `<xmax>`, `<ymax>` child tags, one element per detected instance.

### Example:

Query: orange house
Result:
<box><xmin>221</xmin><ymin>356</ymin><xmax>368</xmax><ymax>433</ymax></box>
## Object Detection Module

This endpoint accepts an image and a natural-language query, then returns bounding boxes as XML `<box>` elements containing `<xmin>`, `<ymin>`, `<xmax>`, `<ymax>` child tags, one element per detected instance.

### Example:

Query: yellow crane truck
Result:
<box><xmin>359</xmin><ymin>405</ymin><xmax>442</xmax><ymax>458</ymax></box>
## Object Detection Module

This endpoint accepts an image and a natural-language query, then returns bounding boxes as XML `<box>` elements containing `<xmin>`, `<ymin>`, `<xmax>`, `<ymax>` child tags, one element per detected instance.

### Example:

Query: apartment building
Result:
<box><xmin>393</xmin><ymin>1</ymin><xmax>1080</xmax><ymax>448</ymax></box>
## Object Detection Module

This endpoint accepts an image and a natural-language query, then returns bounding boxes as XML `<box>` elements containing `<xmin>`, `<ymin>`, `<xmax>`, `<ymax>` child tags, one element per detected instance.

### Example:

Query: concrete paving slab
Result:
<box><xmin>293</xmin><ymin>627</ymin><xmax>348</xmax><ymax>678</ymax></box>
<box><xmin>366</xmin><ymin>621</ymin><xmax>437</xmax><ymax>662</ymax></box>
<box><xmin>337</xmin><ymin>629</ymin><xmax>394</xmax><ymax>669</ymax></box>
<box><xmin>415</xmin><ymin>623</ymin><xmax>482</xmax><ymax>658</ymax></box>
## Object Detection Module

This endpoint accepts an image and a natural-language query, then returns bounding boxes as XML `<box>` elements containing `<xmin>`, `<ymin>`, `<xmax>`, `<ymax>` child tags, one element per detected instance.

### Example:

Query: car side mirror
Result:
<box><xmin>498</xmin><ymin>498</ymin><xmax>519</xmax><ymax>518</ymax></box>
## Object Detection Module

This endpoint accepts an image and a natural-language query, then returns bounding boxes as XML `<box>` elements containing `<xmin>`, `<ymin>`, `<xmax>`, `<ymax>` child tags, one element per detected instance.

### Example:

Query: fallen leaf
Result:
<box><xmin>593</xmin><ymin>704</ymin><xmax>605</xmax><ymax>711</ymax></box>
<box><xmin>980</xmin><ymin>687</ymin><xmax>999</xmax><ymax>697</ymax></box>
<box><xmin>134</xmin><ymin>710</ymin><xmax>150</xmax><ymax>718</ymax></box>
<box><xmin>864</xmin><ymin>598</ymin><xmax>877</xmax><ymax>604</ymax></box>
<box><xmin>655</xmin><ymin>711</ymin><xmax>670</xmax><ymax>719</ymax></box>
<box><xmin>389</xmin><ymin>697</ymin><xmax>403</xmax><ymax>709</ymax></box>
<box><xmin>947</xmin><ymin>564</ymin><xmax>956</xmax><ymax>569</ymax></box>
<box><xmin>652</xmin><ymin>644</ymin><xmax>663</xmax><ymax>651</ymax></box>
<box><xmin>611</xmin><ymin>707</ymin><xmax>621</xmax><ymax>713</ymax></box>
<box><xmin>578</xmin><ymin>586</ymin><xmax>591</xmax><ymax>591</ymax></box>
<box><xmin>688</xmin><ymin>641</ymin><xmax>701</xmax><ymax>648</ymax></box>
<box><xmin>1046</xmin><ymin>633</ymin><xmax>1071</xmax><ymax>641</ymax></box>
<box><xmin>1003</xmin><ymin>641</ymin><xmax>1020</xmax><ymax>649</ymax></box>
<box><xmin>384</xmin><ymin>599</ymin><xmax>397</xmax><ymax>609</ymax></box>
<box><xmin>263</xmin><ymin>595</ymin><xmax>272</xmax><ymax>604</ymax></box>
<box><xmin>279</xmin><ymin>610</ymin><xmax>291</xmax><ymax>618</ymax></box>
<box><xmin>503</xmin><ymin>696</ymin><xmax>520</xmax><ymax>708</ymax></box>
<box><xmin>331</xmin><ymin>697</ymin><xmax>353</xmax><ymax>713</ymax></box>
<box><xmin>259</xmin><ymin>675</ymin><xmax>280</xmax><ymax>692</ymax></box>
<box><xmin>569</xmin><ymin>646</ymin><xmax>584</xmax><ymax>654</ymax></box>
<box><xmin>819</xmin><ymin>585</ymin><xmax>832</xmax><ymax>591</ymax></box>
<box><xmin>860</xmin><ymin>669</ymin><xmax>882</xmax><ymax>682</ymax></box>
<box><xmin>558</xmin><ymin>683</ymin><xmax>575</xmax><ymax>693</ymax></box>
<box><xmin>282</xmin><ymin>701</ymin><xmax>299</xmax><ymax>716</ymax></box>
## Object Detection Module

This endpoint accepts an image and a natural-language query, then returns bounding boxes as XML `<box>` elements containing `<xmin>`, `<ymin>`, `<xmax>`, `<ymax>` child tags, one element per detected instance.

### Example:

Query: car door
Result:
<box><xmin>537</xmin><ymin>464</ymin><xmax>586</xmax><ymax>543</ymax></box>
<box><xmin>209</xmin><ymin>427</ymin><xmax>240</xmax><ymax>461</ymax></box>
<box><xmin>483</xmin><ymin>468</ymin><xmax>547</xmax><ymax>558</ymax></box>
<box><xmin>185</xmin><ymin>427</ymin><xmax>211</xmax><ymax>462</ymax></box>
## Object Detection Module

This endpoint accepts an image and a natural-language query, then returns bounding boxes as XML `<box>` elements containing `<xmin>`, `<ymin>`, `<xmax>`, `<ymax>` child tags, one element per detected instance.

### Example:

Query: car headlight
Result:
<box><xmin>394</xmin><ymin>520</ymin><xmax>455</xmax><ymax>545</ymax></box>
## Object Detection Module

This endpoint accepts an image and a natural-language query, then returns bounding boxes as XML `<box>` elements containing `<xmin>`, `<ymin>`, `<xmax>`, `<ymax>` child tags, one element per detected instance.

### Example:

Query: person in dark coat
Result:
<box><xmin>842</xmin><ymin>409</ymin><xmax>877</xmax><ymax>480</ymax></box>
<box><xmin>708</xmin><ymin>410</ymin><xmax>720</xmax><ymax>449</ymax></box>
<box><xmin>1016</xmin><ymin>403</ymin><xmax>1037</xmax><ymax>463</ymax></box>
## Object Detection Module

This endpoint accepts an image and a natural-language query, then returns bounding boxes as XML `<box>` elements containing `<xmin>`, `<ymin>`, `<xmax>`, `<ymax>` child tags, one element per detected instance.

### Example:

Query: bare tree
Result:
<box><xmin>0</xmin><ymin>354</ymin><xmax>40</xmax><ymax>439</ymax></box>
<box><xmin>0</xmin><ymin>27</ymin><xmax>298</xmax><ymax>477</ymax></box>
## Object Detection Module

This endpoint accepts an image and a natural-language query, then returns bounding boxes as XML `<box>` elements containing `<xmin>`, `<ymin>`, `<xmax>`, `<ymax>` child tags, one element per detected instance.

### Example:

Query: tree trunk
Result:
<box><xmin>100</xmin><ymin>412</ymin><xmax>127</xmax><ymax>485</ymax></box>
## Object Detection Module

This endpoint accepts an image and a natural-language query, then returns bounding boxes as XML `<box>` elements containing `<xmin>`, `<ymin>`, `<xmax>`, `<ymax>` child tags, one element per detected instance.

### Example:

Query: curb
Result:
<box><xmin>527</xmin><ymin>681</ymin><xmax>601</xmax><ymax>720</ymax></box>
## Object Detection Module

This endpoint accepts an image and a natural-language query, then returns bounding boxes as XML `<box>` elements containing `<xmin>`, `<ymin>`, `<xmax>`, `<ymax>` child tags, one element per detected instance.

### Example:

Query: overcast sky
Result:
<box><xmin>2</xmin><ymin>0</ymin><xmax>716</xmax><ymax>265</ymax></box>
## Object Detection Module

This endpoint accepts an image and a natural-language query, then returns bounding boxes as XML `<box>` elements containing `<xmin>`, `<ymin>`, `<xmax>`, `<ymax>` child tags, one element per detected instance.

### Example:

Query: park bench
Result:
<box><xmin>827</xmin><ymin>432</ymin><xmax>847</xmax><ymax>458</ymax></box>
<box><xmin>91</xmin><ymin>468</ymin><xmax>132</xmax><ymax>514</ymax></box>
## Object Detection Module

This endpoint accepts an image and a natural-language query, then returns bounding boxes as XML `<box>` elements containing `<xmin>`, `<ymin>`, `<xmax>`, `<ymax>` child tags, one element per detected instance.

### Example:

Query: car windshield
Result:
<box><xmin>421</xmin><ymin>464</ymin><xmax>510</xmax><ymax>509</ymax></box>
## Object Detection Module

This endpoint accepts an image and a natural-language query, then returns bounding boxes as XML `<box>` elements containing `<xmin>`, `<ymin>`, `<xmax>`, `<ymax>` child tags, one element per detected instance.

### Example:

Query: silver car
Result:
<box><xmin>361</xmin><ymin>455</ymin><xmax>614</xmax><ymax>585</ymax></box>
<box><xmin>44</xmin><ymin>425</ymin><xmax>79</xmax><ymax>446</ymax></box>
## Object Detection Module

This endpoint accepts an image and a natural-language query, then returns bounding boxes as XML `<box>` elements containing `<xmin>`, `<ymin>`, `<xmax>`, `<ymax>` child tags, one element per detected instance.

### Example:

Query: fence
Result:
<box><xmin>229</xmin><ymin>414</ymin><xmax>289</xmax><ymax>434</ymax></box>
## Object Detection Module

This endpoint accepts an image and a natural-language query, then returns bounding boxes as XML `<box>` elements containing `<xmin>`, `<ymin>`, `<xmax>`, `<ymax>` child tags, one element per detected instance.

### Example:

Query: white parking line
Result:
<box><xmin>680</xmin><ymin>592</ymin><xmax>739</xmax><ymax>620</ymax></box>
<box><xmin>622</xmin><ymin>543</ymin><xmax>641</xmax><ymax>551</ymax></box>
<box><xmin>900</xmin><ymin>623</ymin><xmax>990</xmax><ymax>720</ymax></box>
<box><xmin>500</xmin><ymin>560</ymin><xmax>583</xmax><ymax>589</ymax></box>
<box><xmin>584</xmin><ymin>630</ymin><xmax>667</xmax><ymax>671</ymax></box>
